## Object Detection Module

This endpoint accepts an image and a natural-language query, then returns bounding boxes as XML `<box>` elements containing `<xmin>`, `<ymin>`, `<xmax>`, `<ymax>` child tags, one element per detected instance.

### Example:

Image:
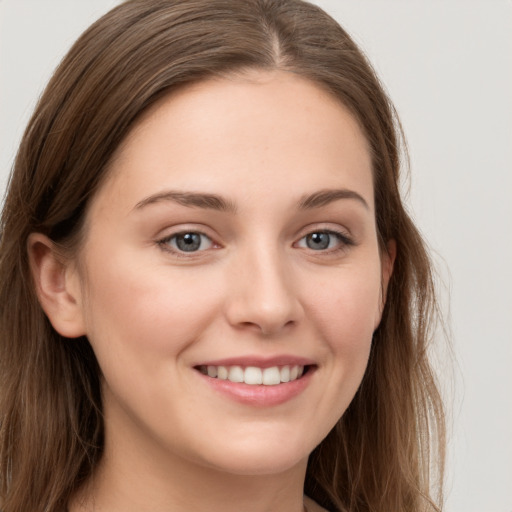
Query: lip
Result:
<box><xmin>193</xmin><ymin>355</ymin><xmax>316</xmax><ymax>368</ymax></box>
<box><xmin>193</xmin><ymin>355</ymin><xmax>317</xmax><ymax>407</ymax></box>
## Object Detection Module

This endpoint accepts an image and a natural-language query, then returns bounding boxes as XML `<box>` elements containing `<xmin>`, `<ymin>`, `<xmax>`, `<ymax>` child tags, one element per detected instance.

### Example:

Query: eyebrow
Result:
<box><xmin>298</xmin><ymin>188</ymin><xmax>369</xmax><ymax>210</ymax></box>
<box><xmin>134</xmin><ymin>190</ymin><xmax>237</xmax><ymax>213</ymax></box>
<box><xmin>133</xmin><ymin>187</ymin><xmax>369</xmax><ymax>213</ymax></box>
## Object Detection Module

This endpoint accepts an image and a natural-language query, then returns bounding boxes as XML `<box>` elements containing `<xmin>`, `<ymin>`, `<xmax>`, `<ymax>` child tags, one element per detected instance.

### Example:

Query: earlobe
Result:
<box><xmin>27</xmin><ymin>233</ymin><xmax>86</xmax><ymax>338</ymax></box>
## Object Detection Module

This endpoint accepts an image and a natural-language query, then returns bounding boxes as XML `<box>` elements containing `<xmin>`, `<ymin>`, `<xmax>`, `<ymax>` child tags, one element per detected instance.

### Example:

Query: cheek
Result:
<box><xmin>292</xmin><ymin>264</ymin><xmax>381</xmax><ymax>440</ymax></box>
<box><xmin>80</xmin><ymin>250</ymin><xmax>222</xmax><ymax>363</ymax></box>
<box><xmin>308</xmin><ymin>264</ymin><xmax>382</xmax><ymax>350</ymax></box>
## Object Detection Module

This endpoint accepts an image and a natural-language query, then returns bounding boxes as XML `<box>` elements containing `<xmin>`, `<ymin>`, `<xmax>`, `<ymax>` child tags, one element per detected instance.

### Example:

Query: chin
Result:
<box><xmin>191</xmin><ymin>428</ymin><xmax>316</xmax><ymax>476</ymax></box>
<box><xmin>205</xmin><ymin>451</ymin><xmax>308</xmax><ymax>477</ymax></box>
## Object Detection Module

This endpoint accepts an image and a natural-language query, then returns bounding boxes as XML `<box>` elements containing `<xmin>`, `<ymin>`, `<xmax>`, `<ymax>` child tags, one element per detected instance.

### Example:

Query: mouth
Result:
<box><xmin>195</xmin><ymin>364</ymin><xmax>311</xmax><ymax>386</ymax></box>
<box><xmin>193</xmin><ymin>356</ymin><xmax>316</xmax><ymax>406</ymax></box>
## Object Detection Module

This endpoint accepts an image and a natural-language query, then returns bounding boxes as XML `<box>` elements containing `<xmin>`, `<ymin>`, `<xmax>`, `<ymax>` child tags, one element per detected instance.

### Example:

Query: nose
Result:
<box><xmin>224</xmin><ymin>247</ymin><xmax>304</xmax><ymax>336</ymax></box>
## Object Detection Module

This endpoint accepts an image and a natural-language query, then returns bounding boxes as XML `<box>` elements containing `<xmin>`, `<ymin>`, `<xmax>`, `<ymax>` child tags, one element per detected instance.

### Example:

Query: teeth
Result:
<box><xmin>262</xmin><ymin>367</ymin><xmax>280</xmax><ymax>385</ymax></box>
<box><xmin>228</xmin><ymin>365</ymin><xmax>244</xmax><ymax>383</ymax></box>
<box><xmin>200</xmin><ymin>365</ymin><xmax>306</xmax><ymax>386</ymax></box>
<box><xmin>217</xmin><ymin>366</ymin><xmax>228</xmax><ymax>380</ymax></box>
<box><xmin>244</xmin><ymin>366</ymin><xmax>263</xmax><ymax>385</ymax></box>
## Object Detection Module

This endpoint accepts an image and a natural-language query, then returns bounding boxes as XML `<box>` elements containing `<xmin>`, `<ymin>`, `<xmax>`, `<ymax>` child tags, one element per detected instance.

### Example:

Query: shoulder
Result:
<box><xmin>304</xmin><ymin>495</ymin><xmax>330</xmax><ymax>512</ymax></box>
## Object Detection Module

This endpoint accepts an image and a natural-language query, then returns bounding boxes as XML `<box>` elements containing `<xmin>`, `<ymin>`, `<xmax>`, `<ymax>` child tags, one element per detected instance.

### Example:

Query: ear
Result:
<box><xmin>27</xmin><ymin>233</ymin><xmax>86</xmax><ymax>338</ymax></box>
<box><xmin>374</xmin><ymin>239</ymin><xmax>396</xmax><ymax>328</ymax></box>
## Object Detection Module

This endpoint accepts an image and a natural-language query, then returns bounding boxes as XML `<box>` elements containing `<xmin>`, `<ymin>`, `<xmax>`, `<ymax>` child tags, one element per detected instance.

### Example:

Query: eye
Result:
<box><xmin>161</xmin><ymin>231</ymin><xmax>213</xmax><ymax>253</ymax></box>
<box><xmin>296</xmin><ymin>230</ymin><xmax>352</xmax><ymax>251</ymax></box>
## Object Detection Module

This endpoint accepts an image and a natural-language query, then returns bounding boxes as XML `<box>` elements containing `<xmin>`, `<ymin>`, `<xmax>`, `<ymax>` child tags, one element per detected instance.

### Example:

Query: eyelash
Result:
<box><xmin>157</xmin><ymin>231</ymin><xmax>216</xmax><ymax>257</ymax></box>
<box><xmin>157</xmin><ymin>228</ymin><xmax>355</xmax><ymax>257</ymax></box>
<box><xmin>295</xmin><ymin>229</ymin><xmax>355</xmax><ymax>254</ymax></box>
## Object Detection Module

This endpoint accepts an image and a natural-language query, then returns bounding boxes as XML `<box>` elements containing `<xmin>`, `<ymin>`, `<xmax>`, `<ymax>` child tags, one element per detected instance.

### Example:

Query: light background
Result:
<box><xmin>1</xmin><ymin>1</ymin><xmax>511</xmax><ymax>511</ymax></box>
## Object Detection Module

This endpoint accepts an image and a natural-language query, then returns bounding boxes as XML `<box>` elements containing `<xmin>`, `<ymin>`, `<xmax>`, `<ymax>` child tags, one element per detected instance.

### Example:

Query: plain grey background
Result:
<box><xmin>1</xmin><ymin>1</ymin><xmax>511</xmax><ymax>511</ymax></box>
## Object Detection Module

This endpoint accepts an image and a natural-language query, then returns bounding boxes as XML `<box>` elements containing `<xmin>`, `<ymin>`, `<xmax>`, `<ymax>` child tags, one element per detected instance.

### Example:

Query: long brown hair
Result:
<box><xmin>0</xmin><ymin>1</ymin><xmax>445</xmax><ymax>510</ymax></box>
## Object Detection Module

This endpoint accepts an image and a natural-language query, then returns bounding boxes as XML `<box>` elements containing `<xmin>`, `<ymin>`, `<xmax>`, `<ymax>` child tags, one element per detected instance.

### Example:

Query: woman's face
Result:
<box><xmin>72</xmin><ymin>71</ymin><xmax>392</xmax><ymax>476</ymax></box>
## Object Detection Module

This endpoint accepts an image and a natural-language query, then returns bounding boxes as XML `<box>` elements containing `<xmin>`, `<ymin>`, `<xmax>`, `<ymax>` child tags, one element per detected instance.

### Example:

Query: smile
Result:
<box><xmin>194</xmin><ymin>357</ymin><xmax>316</xmax><ymax>406</ymax></box>
<box><xmin>197</xmin><ymin>365</ymin><xmax>305</xmax><ymax>386</ymax></box>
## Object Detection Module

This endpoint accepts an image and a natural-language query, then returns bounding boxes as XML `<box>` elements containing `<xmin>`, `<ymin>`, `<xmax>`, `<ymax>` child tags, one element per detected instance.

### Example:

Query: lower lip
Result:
<box><xmin>196</xmin><ymin>368</ymin><xmax>315</xmax><ymax>407</ymax></box>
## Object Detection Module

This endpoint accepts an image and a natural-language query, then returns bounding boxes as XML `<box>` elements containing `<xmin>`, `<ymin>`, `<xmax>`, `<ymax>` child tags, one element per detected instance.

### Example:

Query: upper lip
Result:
<box><xmin>193</xmin><ymin>355</ymin><xmax>316</xmax><ymax>369</ymax></box>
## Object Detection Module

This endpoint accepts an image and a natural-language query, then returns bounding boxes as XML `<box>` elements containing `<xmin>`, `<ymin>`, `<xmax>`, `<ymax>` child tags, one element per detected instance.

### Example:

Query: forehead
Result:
<box><xmin>94</xmin><ymin>70</ymin><xmax>373</xmax><ymax>215</ymax></box>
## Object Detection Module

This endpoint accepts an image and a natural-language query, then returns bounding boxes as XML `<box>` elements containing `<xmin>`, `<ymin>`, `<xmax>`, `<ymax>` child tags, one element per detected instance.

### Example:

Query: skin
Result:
<box><xmin>30</xmin><ymin>70</ymin><xmax>394</xmax><ymax>512</ymax></box>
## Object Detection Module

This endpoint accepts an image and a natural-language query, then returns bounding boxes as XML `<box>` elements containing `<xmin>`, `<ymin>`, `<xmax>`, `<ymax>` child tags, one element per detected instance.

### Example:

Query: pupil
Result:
<box><xmin>307</xmin><ymin>232</ymin><xmax>330</xmax><ymax>250</ymax></box>
<box><xmin>177</xmin><ymin>233</ymin><xmax>201</xmax><ymax>251</ymax></box>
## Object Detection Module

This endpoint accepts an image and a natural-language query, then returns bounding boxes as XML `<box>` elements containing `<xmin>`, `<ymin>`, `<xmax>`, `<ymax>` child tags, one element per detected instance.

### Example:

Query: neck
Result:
<box><xmin>72</xmin><ymin>459</ymin><xmax>308</xmax><ymax>512</ymax></box>
<box><xmin>70</xmin><ymin>411</ymin><xmax>308</xmax><ymax>512</ymax></box>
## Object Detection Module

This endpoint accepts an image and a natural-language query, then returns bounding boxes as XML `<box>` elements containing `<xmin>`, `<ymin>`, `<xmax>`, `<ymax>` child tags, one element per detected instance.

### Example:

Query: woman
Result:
<box><xmin>0</xmin><ymin>0</ymin><xmax>445</xmax><ymax>511</ymax></box>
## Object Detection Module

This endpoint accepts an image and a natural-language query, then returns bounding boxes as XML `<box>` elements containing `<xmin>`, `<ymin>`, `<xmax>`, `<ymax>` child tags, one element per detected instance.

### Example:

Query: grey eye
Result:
<box><xmin>296</xmin><ymin>231</ymin><xmax>350</xmax><ymax>251</ymax></box>
<box><xmin>169</xmin><ymin>232</ymin><xmax>212</xmax><ymax>252</ymax></box>
<box><xmin>304</xmin><ymin>232</ymin><xmax>333</xmax><ymax>250</ymax></box>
